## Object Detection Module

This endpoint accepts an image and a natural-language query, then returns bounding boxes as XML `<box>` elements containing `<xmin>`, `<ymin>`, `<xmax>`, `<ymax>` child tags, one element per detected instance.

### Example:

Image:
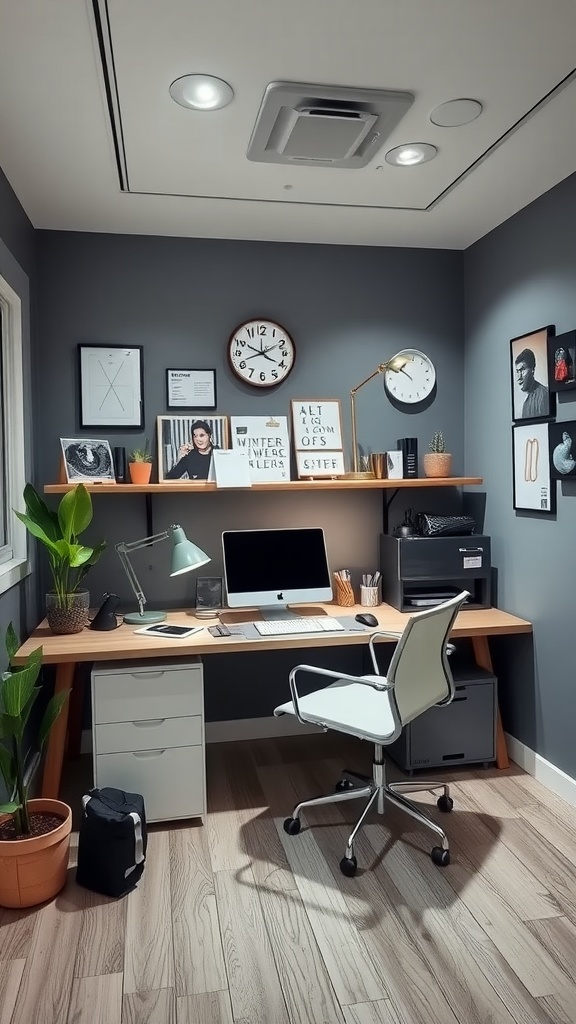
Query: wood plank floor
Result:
<box><xmin>1</xmin><ymin>734</ymin><xmax>576</xmax><ymax>1024</ymax></box>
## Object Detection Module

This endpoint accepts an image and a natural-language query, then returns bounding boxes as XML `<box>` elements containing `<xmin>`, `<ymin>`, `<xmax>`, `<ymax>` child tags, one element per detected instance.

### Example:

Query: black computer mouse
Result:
<box><xmin>355</xmin><ymin>612</ymin><xmax>378</xmax><ymax>628</ymax></box>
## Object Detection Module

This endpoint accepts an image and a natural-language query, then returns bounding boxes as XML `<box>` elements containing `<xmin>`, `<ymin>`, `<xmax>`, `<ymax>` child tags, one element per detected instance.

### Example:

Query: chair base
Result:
<box><xmin>283</xmin><ymin>745</ymin><xmax>453</xmax><ymax>875</ymax></box>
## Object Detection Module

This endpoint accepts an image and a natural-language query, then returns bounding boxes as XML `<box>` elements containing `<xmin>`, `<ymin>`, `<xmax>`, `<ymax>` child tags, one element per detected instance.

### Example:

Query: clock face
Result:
<box><xmin>228</xmin><ymin>319</ymin><xmax>296</xmax><ymax>388</ymax></box>
<box><xmin>384</xmin><ymin>348</ymin><xmax>436</xmax><ymax>405</ymax></box>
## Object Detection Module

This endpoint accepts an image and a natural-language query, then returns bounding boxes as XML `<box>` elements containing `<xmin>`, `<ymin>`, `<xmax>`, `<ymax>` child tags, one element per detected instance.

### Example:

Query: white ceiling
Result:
<box><xmin>1</xmin><ymin>0</ymin><xmax>576</xmax><ymax>249</ymax></box>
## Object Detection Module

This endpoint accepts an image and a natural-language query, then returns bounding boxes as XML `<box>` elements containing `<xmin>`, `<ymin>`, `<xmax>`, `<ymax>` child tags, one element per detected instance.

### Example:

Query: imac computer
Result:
<box><xmin>222</xmin><ymin>527</ymin><xmax>333</xmax><ymax>620</ymax></box>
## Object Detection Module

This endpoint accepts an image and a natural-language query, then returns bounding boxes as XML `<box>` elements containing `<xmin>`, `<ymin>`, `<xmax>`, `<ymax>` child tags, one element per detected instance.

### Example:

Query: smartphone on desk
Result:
<box><xmin>133</xmin><ymin>623</ymin><xmax>204</xmax><ymax>639</ymax></box>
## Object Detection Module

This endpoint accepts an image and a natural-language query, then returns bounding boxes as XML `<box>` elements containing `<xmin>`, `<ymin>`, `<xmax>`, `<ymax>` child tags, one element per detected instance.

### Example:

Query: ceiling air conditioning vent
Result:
<box><xmin>247</xmin><ymin>82</ymin><xmax>414</xmax><ymax>169</ymax></box>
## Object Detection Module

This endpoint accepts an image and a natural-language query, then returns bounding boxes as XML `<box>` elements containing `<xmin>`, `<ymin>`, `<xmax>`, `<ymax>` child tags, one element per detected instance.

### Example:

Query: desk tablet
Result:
<box><xmin>134</xmin><ymin>624</ymin><xmax>204</xmax><ymax>639</ymax></box>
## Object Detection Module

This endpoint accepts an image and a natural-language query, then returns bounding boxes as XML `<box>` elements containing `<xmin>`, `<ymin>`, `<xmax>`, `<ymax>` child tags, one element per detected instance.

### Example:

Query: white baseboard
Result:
<box><xmin>505</xmin><ymin>732</ymin><xmax>576</xmax><ymax>808</ymax></box>
<box><xmin>81</xmin><ymin>716</ymin><xmax>321</xmax><ymax>754</ymax></box>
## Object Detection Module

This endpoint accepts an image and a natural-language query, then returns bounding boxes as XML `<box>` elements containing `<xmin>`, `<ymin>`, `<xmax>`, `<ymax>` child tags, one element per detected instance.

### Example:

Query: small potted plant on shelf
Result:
<box><xmin>0</xmin><ymin>623</ymin><xmax>72</xmax><ymax>908</ymax></box>
<box><xmin>423</xmin><ymin>431</ymin><xmax>453</xmax><ymax>478</ymax></box>
<box><xmin>15</xmin><ymin>483</ymin><xmax>106</xmax><ymax>634</ymax></box>
<box><xmin>128</xmin><ymin>440</ymin><xmax>153</xmax><ymax>484</ymax></box>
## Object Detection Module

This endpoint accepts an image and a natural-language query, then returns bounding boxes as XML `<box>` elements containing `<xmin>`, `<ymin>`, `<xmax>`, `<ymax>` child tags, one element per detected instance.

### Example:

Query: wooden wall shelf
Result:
<box><xmin>44</xmin><ymin>477</ymin><xmax>482</xmax><ymax>495</ymax></box>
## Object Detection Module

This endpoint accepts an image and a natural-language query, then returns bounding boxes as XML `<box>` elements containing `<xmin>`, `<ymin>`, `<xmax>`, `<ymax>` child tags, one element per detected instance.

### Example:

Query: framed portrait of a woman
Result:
<box><xmin>512</xmin><ymin>422</ymin><xmax>555</xmax><ymax>513</ymax></box>
<box><xmin>157</xmin><ymin>415</ymin><xmax>229</xmax><ymax>482</ymax></box>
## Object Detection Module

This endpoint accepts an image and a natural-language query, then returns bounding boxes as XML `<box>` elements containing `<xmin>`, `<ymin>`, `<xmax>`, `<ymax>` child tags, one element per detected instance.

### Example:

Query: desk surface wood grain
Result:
<box><xmin>14</xmin><ymin>602</ymin><xmax>532</xmax><ymax>665</ymax></box>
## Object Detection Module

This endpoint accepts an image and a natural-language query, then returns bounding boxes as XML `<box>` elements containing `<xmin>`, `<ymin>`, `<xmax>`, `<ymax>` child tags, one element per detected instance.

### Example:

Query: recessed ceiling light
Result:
<box><xmin>430</xmin><ymin>98</ymin><xmax>482</xmax><ymax>127</ymax></box>
<box><xmin>385</xmin><ymin>144</ymin><xmax>437</xmax><ymax>166</ymax></box>
<box><xmin>169</xmin><ymin>75</ymin><xmax>234</xmax><ymax>111</ymax></box>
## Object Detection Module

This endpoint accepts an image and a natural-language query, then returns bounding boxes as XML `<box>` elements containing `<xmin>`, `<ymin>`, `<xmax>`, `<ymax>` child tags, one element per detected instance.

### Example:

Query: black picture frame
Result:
<box><xmin>78</xmin><ymin>344</ymin><xmax>144</xmax><ymax>429</ymax></box>
<box><xmin>195</xmin><ymin>576</ymin><xmax>223</xmax><ymax>610</ymax></box>
<box><xmin>510</xmin><ymin>326</ymin><xmax>555</xmax><ymax>422</ymax></box>
<box><xmin>512</xmin><ymin>422</ymin><xmax>556</xmax><ymax>514</ymax></box>
<box><xmin>548</xmin><ymin>419</ymin><xmax>576</xmax><ymax>479</ymax></box>
<box><xmin>166</xmin><ymin>368</ymin><xmax>217</xmax><ymax>410</ymax></box>
<box><xmin>547</xmin><ymin>329</ymin><xmax>576</xmax><ymax>393</ymax></box>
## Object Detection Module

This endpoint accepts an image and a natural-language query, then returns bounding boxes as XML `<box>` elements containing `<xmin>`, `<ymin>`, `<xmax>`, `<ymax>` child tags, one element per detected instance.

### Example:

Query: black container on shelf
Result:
<box><xmin>113</xmin><ymin>447</ymin><xmax>127</xmax><ymax>483</ymax></box>
<box><xmin>397</xmin><ymin>437</ymin><xmax>418</xmax><ymax>478</ymax></box>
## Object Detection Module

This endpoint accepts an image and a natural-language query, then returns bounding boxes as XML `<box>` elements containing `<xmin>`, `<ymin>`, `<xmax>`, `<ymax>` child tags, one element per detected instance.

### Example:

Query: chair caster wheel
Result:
<box><xmin>437</xmin><ymin>795</ymin><xmax>454</xmax><ymax>812</ymax></box>
<box><xmin>283</xmin><ymin>816</ymin><xmax>301</xmax><ymax>836</ymax></box>
<box><xmin>335</xmin><ymin>779</ymin><xmax>354</xmax><ymax>792</ymax></box>
<box><xmin>431</xmin><ymin>847</ymin><xmax>450</xmax><ymax>866</ymax></box>
<box><xmin>339</xmin><ymin>855</ymin><xmax>358</xmax><ymax>877</ymax></box>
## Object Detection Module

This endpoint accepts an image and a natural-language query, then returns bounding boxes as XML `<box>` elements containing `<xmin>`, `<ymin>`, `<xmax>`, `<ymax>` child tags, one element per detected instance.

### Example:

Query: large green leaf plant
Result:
<box><xmin>15</xmin><ymin>483</ymin><xmax>106</xmax><ymax>610</ymax></box>
<box><xmin>0</xmin><ymin>624</ymin><xmax>69</xmax><ymax>835</ymax></box>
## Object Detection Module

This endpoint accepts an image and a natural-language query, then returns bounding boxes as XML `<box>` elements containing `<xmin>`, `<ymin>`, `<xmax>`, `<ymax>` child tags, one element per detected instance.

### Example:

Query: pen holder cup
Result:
<box><xmin>360</xmin><ymin>585</ymin><xmax>380</xmax><ymax>607</ymax></box>
<box><xmin>334</xmin><ymin>587</ymin><xmax>355</xmax><ymax>607</ymax></box>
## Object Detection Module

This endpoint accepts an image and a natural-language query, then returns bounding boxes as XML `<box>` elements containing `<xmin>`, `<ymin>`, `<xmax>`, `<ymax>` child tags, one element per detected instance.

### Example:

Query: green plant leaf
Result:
<box><xmin>58</xmin><ymin>484</ymin><xmax>92</xmax><ymax>541</ymax></box>
<box><xmin>0</xmin><ymin>801</ymin><xmax>20</xmax><ymax>815</ymax></box>
<box><xmin>5</xmin><ymin>623</ymin><xmax>19</xmax><ymax>662</ymax></box>
<box><xmin>0</xmin><ymin>712</ymin><xmax>21</xmax><ymax>740</ymax></box>
<box><xmin>2</xmin><ymin>651</ymin><xmax>42</xmax><ymax>718</ymax></box>
<box><xmin>0</xmin><ymin>743</ymin><xmax>14</xmax><ymax>792</ymax></box>
<box><xmin>13</xmin><ymin>511</ymin><xmax>63</xmax><ymax>554</ymax></box>
<box><xmin>22</xmin><ymin>483</ymin><xmax>61</xmax><ymax>541</ymax></box>
<box><xmin>68</xmin><ymin>544</ymin><xmax>96</xmax><ymax>568</ymax></box>
<box><xmin>38</xmin><ymin>690</ymin><xmax>70</xmax><ymax>750</ymax></box>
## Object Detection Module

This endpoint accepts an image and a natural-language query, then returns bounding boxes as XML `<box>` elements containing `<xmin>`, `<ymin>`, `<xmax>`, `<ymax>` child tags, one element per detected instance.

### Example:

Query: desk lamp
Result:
<box><xmin>348</xmin><ymin>352</ymin><xmax>413</xmax><ymax>478</ymax></box>
<box><xmin>116</xmin><ymin>524</ymin><xmax>210</xmax><ymax>624</ymax></box>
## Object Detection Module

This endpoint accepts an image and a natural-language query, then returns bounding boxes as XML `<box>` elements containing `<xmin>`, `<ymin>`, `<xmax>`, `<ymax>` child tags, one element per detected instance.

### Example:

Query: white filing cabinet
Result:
<box><xmin>91</xmin><ymin>657</ymin><xmax>205</xmax><ymax>823</ymax></box>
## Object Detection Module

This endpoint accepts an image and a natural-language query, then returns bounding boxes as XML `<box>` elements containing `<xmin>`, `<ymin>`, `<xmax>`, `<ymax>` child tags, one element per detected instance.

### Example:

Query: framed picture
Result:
<box><xmin>157</xmin><ymin>415</ymin><xmax>229</xmax><ymax>482</ymax></box>
<box><xmin>548</xmin><ymin>420</ymin><xmax>576</xmax><ymax>479</ymax></box>
<box><xmin>510</xmin><ymin>327</ymin><xmax>555</xmax><ymax>422</ymax></box>
<box><xmin>60</xmin><ymin>437</ymin><xmax>115</xmax><ymax>483</ymax></box>
<box><xmin>512</xmin><ymin>422</ymin><xmax>555</xmax><ymax>513</ymax></box>
<box><xmin>291</xmin><ymin>399</ymin><xmax>344</xmax><ymax>450</ymax></box>
<box><xmin>78</xmin><ymin>345</ymin><xmax>144</xmax><ymax>428</ymax></box>
<box><xmin>547</xmin><ymin>329</ymin><xmax>576</xmax><ymax>393</ymax></box>
<box><xmin>166</xmin><ymin>368</ymin><xmax>217</xmax><ymax>409</ymax></box>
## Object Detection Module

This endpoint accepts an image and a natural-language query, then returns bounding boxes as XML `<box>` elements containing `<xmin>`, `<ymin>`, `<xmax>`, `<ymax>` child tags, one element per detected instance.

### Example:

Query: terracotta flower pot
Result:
<box><xmin>0</xmin><ymin>798</ymin><xmax>72</xmax><ymax>908</ymax></box>
<box><xmin>129</xmin><ymin>461</ymin><xmax>152</xmax><ymax>484</ymax></box>
<box><xmin>423</xmin><ymin>453</ymin><xmax>453</xmax><ymax>478</ymax></box>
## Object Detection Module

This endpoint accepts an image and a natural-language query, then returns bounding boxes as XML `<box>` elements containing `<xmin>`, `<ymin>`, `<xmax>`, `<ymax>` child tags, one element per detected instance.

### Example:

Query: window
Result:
<box><xmin>0</xmin><ymin>271</ymin><xmax>27</xmax><ymax>594</ymax></box>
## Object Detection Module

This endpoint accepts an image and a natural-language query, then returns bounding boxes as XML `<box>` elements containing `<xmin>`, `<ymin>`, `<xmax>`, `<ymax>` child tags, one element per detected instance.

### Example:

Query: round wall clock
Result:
<box><xmin>228</xmin><ymin>319</ymin><xmax>296</xmax><ymax>388</ymax></box>
<box><xmin>383</xmin><ymin>348</ymin><xmax>436</xmax><ymax>405</ymax></box>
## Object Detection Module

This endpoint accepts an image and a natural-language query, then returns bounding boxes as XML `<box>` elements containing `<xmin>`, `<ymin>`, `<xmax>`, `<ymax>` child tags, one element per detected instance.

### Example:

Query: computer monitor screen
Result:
<box><xmin>222</xmin><ymin>527</ymin><xmax>333</xmax><ymax>619</ymax></box>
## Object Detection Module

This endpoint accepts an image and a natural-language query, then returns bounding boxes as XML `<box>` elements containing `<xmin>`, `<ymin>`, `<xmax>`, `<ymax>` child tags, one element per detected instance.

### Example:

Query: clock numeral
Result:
<box><xmin>248</xmin><ymin>367</ymin><xmax>254</xmax><ymax>377</ymax></box>
<box><xmin>239</xmin><ymin>360</ymin><xmax>246</xmax><ymax>370</ymax></box>
<box><xmin>260</xmin><ymin>371</ymin><xmax>266</xmax><ymax>382</ymax></box>
<box><xmin>281</xmin><ymin>350</ymin><xmax>288</xmax><ymax>358</ymax></box>
<box><xmin>246</xmin><ymin>326</ymin><xmax>255</xmax><ymax>338</ymax></box>
<box><xmin>235</xmin><ymin>338</ymin><xmax>246</xmax><ymax>347</ymax></box>
<box><xmin>234</xmin><ymin>349</ymin><xmax>242</xmax><ymax>357</ymax></box>
<box><xmin>258</xmin><ymin>324</ymin><xmax>267</xmax><ymax>335</ymax></box>
<box><xmin>272</xmin><ymin>370</ymin><xmax>278</xmax><ymax>379</ymax></box>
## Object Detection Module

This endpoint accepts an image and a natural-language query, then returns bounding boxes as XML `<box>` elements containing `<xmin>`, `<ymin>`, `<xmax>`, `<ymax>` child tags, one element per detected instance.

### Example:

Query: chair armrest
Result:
<box><xmin>368</xmin><ymin>630</ymin><xmax>403</xmax><ymax>673</ymax></box>
<box><xmin>288</xmin><ymin>665</ymin><xmax>391</xmax><ymax>724</ymax></box>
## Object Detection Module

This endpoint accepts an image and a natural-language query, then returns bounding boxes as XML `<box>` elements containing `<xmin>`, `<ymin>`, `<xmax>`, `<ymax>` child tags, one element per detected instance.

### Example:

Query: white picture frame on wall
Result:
<box><xmin>78</xmin><ymin>344</ymin><xmax>144</xmax><ymax>428</ymax></box>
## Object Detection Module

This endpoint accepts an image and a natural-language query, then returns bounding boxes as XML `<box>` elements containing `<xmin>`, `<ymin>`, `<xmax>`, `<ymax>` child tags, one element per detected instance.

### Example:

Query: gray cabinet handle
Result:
<box><xmin>132</xmin><ymin>749</ymin><xmax>166</xmax><ymax>758</ymax></box>
<box><xmin>458</xmin><ymin>546</ymin><xmax>484</xmax><ymax>552</ymax></box>
<box><xmin>132</xmin><ymin>671</ymin><xmax>164</xmax><ymax>679</ymax></box>
<box><xmin>132</xmin><ymin>719</ymin><xmax>166</xmax><ymax>728</ymax></box>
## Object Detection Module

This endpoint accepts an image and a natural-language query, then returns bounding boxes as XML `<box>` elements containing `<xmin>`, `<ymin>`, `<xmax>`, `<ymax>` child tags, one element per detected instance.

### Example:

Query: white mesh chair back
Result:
<box><xmin>385</xmin><ymin>592</ymin><xmax>468</xmax><ymax>727</ymax></box>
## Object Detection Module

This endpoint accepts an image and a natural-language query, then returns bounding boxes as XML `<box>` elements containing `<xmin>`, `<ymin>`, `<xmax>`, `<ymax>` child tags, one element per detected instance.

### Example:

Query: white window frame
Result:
<box><xmin>0</xmin><ymin>271</ymin><xmax>28</xmax><ymax>595</ymax></box>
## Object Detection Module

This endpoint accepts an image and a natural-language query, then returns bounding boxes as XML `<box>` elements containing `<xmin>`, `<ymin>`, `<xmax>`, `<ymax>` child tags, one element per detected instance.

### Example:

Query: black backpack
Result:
<box><xmin>76</xmin><ymin>787</ymin><xmax>147</xmax><ymax>897</ymax></box>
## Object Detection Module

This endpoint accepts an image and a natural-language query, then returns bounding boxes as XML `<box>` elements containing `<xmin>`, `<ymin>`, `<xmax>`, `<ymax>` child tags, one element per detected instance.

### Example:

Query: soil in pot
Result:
<box><xmin>0</xmin><ymin>811</ymin><xmax>65</xmax><ymax>841</ymax></box>
<box><xmin>46</xmin><ymin>589</ymin><xmax>89</xmax><ymax>634</ymax></box>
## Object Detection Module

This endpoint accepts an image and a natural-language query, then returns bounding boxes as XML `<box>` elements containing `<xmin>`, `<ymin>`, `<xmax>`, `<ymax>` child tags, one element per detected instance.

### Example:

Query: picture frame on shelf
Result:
<box><xmin>78</xmin><ymin>344</ymin><xmax>144</xmax><ymax>428</ymax></box>
<box><xmin>166</xmin><ymin>368</ymin><xmax>217</xmax><ymax>410</ymax></box>
<box><xmin>547</xmin><ymin>329</ymin><xmax>576</xmax><ymax>393</ymax></box>
<box><xmin>157</xmin><ymin>414</ymin><xmax>229</xmax><ymax>482</ymax></box>
<box><xmin>510</xmin><ymin>326</ymin><xmax>555</xmax><ymax>422</ymax></box>
<box><xmin>548</xmin><ymin>419</ymin><xmax>576</xmax><ymax>479</ymax></box>
<box><xmin>60</xmin><ymin>437</ymin><xmax>115</xmax><ymax>483</ymax></box>
<box><xmin>512</xmin><ymin>421</ymin><xmax>555</xmax><ymax>513</ymax></box>
<box><xmin>290</xmin><ymin>399</ymin><xmax>344</xmax><ymax>450</ymax></box>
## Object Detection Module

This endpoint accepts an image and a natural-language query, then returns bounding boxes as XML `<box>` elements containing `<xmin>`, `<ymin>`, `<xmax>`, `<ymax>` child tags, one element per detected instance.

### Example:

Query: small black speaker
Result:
<box><xmin>113</xmin><ymin>446</ymin><xmax>126</xmax><ymax>483</ymax></box>
<box><xmin>397</xmin><ymin>437</ymin><xmax>418</xmax><ymax>478</ymax></box>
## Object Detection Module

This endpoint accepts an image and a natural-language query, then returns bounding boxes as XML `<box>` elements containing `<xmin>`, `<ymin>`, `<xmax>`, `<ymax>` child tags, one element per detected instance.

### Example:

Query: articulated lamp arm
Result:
<box><xmin>349</xmin><ymin>353</ymin><xmax>412</xmax><ymax>474</ymax></box>
<box><xmin>115</xmin><ymin>531</ymin><xmax>170</xmax><ymax>618</ymax></box>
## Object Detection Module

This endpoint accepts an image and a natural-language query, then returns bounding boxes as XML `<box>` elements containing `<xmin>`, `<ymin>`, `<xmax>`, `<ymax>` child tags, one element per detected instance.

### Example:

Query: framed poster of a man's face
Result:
<box><xmin>510</xmin><ymin>326</ymin><xmax>555</xmax><ymax>422</ymax></box>
<box><xmin>157</xmin><ymin>415</ymin><xmax>229</xmax><ymax>482</ymax></box>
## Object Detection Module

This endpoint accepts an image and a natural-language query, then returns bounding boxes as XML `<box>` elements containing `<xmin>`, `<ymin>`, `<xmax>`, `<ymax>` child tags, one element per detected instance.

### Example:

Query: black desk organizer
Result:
<box><xmin>379</xmin><ymin>533</ymin><xmax>491</xmax><ymax>611</ymax></box>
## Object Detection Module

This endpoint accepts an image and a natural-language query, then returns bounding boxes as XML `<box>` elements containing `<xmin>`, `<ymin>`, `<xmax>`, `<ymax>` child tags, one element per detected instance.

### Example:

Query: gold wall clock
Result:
<box><xmin>228</xmin><ymin>319</ymin><xmax>296</xmax><ymax>388</ymax></box>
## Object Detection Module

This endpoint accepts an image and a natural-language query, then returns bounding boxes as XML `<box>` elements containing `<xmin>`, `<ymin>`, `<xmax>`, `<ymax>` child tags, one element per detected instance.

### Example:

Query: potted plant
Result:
<box><xmin>15</xmin><ymin>483</ymin><xmax>106</xmax><ymax>634</ymax></box>
<box><xmin>129</xmin><ymin>440</ymin><xmax>153</xmax><ymax>484</ymax></box>
<box><xmin>423</xmin><ymin>431</ymin><xmax>453</xmax><ymax>478</ymax></box>
<box><xmin>0</xmin><ymin>623</ymin><xmax>71</xmax><ymax>908</ymax></box>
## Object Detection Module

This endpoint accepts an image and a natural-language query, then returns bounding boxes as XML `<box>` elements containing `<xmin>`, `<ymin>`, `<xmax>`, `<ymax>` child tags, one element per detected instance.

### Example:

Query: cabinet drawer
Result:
<box><xmin>398</xmin><ymin>536</ymin><xmax>490</xmax><ymax>579</ymax></box>
<box><xmin>93</xmin><ymin>664</ymin><xmax>203</xmax><ymax>724</ymax></box>
<box><xmin>408</xmin><ymin>682</ymin><xmax>495</xmax><ymax>766</ymax></box>
<box><xmin>95</xmin><ymin>745</ymin><xmax>205</xmax><ymax>821</ymax></box>
<box><xmin>95</xmin><ymin>715</ymin><xmax>203</xmax><ymax>754</ymax></box>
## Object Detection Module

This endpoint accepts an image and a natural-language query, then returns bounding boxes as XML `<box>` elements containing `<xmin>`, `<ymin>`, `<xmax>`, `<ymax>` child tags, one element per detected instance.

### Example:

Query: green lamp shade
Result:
<box><xmin>170</xmin><ymin>526</ymin><xmax>210</xmax><ymax>576</ymax></box>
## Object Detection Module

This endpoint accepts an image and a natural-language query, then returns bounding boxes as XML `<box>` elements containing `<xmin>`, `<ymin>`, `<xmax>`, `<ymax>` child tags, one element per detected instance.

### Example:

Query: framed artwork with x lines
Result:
<box><xmin>78</xmin><ymin>344</ymin><xmax>144</xmax><ymax>428</ymax></box>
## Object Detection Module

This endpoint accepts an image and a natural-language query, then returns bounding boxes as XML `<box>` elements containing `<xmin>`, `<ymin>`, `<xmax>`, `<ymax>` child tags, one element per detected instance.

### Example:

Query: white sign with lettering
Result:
<box><xmin>230</xmin><ymin>416</ymin><xmax>291</xmax><ymax>482</ymax></box>
<box><xmin>296</xmin><ymin>451</ymin><xmax>346</xmax><ymax>477</ymax></box>
<box><xmin>291</xmin><ymin>400</ymin><xmax>343</xmax><ymax>450</ymax></box>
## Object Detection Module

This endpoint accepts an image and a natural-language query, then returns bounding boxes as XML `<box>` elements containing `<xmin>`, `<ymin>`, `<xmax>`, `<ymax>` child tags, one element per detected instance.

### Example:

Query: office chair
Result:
<box><xmin>274</xmin><ymin>591</ymin><xmax>469</xmax><ymax>876</ymax></box>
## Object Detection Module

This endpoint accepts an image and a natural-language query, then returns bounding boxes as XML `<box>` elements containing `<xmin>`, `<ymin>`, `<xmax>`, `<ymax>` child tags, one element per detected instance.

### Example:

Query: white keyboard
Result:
<box><xmin>254</xmin><ymin>616</ymin><xmax>346</xmax><ymax>636</ymax></box>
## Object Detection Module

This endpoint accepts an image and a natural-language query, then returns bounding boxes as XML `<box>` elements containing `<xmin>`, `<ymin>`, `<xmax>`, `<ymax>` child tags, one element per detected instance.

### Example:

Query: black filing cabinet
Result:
<box><xmin>380</xmin><ymin>534</ymin><xmax>491</xmax><ymax>611</ymax></box>
<box><xmin>386</xmin><ymin>666</ymin><xmax>497</xmax><ymax>772</ymax></box>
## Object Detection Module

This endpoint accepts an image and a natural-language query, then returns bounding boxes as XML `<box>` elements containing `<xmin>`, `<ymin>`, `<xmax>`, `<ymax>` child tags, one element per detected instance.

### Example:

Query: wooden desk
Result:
<box><xmin>14</xmin><ymin>602</ymin><xmax>532</xmax><ymax>799</ymax></box>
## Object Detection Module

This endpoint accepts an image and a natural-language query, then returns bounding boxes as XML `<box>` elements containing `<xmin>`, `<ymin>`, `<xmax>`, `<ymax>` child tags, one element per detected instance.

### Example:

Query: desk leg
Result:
<box><xmin>41</xmin><ymin>661</ymin><xmax>76</xmax><ymax>799</ymax></box>
<box><xmin>471</xmin><ymin>636</ymin><xmax>510</xmax><ymax>771</ymax></box>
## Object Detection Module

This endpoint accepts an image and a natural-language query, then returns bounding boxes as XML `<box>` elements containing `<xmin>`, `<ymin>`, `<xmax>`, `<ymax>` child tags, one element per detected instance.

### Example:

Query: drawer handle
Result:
<box><xmin>132</xmin><ymin>719</ymin><xmax>166</xmax><ymax>728</ymax></box>
<box><xmin>132</xmin><ymin>671</ymin><xmax>164</xmax><ymax>679</ymax></box>
<box><xmin>458</xmin><ymin>547</ymin><xmax>484</xmax><ymax>553</ymax></box>
<box><xmin>132</xmin><ymin>749</ymin><xmax>166</xmax><ymax>758</ymax></box>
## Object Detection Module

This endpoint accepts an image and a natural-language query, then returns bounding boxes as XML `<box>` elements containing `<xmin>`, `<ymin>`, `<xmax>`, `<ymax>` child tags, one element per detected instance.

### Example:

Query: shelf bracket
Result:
<box><xmin>382</xmin><ymin>489</ymin><xmax>398</xmax><ymax>534</ymax></box>
<box><xmin>145</xmin><ymin>494</ymin><xmax>153</xmax><ymax>537</ymax></box>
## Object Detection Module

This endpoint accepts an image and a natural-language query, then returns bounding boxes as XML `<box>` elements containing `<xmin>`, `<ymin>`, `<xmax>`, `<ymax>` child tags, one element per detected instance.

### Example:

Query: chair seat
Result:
<box><xmin>274</xmin><ymin>677</ymin><xmax>397</xmax><ymax>744</ymax></box>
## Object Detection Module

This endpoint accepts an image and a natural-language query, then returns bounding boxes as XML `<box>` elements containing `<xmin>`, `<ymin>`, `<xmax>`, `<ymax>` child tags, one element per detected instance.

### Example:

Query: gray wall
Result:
<box><xmin>465</xmin><ymin>171</ymin><xmax>576</xmax><ymax>778</ymax></box>
<box><xmin>0</xmin><ymin>166</ymin><xmax>36</xmax><ymax>659</ymax></box>
<box><xmin>35</xmin><ymin>232</ymin><xmax>465</xmax><ymax>618</ymax></box>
